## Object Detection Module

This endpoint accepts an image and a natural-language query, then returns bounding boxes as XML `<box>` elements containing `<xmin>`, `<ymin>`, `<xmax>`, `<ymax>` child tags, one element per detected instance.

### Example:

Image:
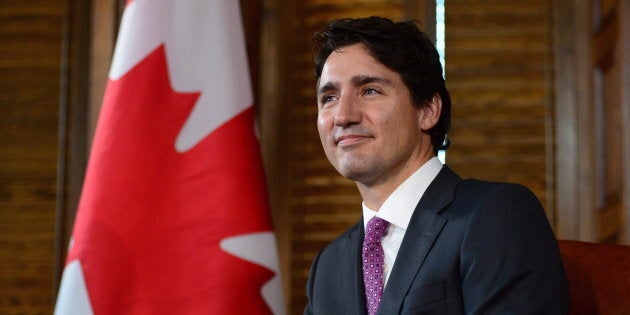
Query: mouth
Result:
<box><xmin>335</xmin><ymin>134</ymin><xmax>371</xmax><ymax>147</ymax></box>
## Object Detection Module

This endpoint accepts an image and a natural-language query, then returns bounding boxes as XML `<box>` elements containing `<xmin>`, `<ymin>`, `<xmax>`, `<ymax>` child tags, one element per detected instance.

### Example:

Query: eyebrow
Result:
<box><xmin>317</xmin><ymin>75</ymin><xmax>393</xmax><ymax>95</ymax></box>
<box><xmin>351</xmin><ymin>75</ymin><xmax>392</xmax><ymax>87</ymax></box>
<box><xmin>317</xmin><ymin>81</ymin><xmax>338</xmax><ymax>95</ymax></box>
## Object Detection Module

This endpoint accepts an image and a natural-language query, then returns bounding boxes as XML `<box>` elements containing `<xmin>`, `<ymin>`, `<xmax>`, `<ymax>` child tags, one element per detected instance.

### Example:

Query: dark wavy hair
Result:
<box><xmin>312</xmin><ymin>16</ymin><xmax>451</xmax><ymax>153</ymax></box>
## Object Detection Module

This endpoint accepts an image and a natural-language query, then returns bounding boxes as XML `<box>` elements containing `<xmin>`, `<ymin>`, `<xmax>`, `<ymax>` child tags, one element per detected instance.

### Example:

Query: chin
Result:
<box><xmin>330</xmin><ymin>152</ymin><xmax>376</xmax><ymax>179</ymax></box>
<box><xmin>335</xmin><ymin>164</ymin><xmax>371</xmax><ymax>182</ymax></box>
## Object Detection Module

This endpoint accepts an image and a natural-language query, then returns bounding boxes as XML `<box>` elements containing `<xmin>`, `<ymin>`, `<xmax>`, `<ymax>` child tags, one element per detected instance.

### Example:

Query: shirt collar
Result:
<box><xmin>363</xmin><ymin>157</ymin><xmax>443</xmax><ymax>230</ymax></box>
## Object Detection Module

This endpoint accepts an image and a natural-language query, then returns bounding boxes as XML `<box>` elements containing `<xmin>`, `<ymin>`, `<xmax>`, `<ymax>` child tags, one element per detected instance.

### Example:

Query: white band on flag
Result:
<box><xmin>220</xmin><ymin>232</ymin><xmax>286</xmax><ymax>315</ymax></box>
<box><xmin>54</xmin><ymin>260</ymin><xmax>94</xmax><ymax>315</ymax></box>
<box><xmin>110</xmin><ymin>0</ymin><xmax>253</xmax><ymax>153</ymax></box>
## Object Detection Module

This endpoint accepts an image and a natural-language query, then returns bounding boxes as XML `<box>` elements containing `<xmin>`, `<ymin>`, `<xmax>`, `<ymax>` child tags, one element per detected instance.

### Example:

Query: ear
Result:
<box><xmin>419</xmin><ymin>93</ymin><xmax>442</xmax><ymax>131</ymax></box>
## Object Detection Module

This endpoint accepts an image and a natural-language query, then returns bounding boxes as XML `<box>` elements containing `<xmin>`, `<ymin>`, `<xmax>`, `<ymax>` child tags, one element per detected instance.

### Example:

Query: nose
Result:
<box><xmin>333</xmin><ymin>94</ymin><xmax>361</xmax><ymax>126</ymax></box>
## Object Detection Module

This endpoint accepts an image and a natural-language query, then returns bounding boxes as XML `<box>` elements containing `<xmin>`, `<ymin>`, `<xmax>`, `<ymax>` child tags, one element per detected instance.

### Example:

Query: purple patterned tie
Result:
<box><xmin>362</xmin><ymin>216</ymin><xmax>390</xmax><ymax>315</ymax></box>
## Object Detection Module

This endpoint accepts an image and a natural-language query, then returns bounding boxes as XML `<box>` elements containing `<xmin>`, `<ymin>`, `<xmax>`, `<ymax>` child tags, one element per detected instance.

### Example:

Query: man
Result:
<box><xmin>304</xmin><ymin>17</ymin><xmax>568</xmax><ymax>314</ymax></box>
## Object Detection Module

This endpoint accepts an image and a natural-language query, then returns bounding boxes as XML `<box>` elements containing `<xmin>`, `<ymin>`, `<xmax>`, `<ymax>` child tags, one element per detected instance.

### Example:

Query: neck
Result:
<box><xmin>357</xmin><ymin>153</ymin><xmax>434</xmax><ymax>210</ymax></box>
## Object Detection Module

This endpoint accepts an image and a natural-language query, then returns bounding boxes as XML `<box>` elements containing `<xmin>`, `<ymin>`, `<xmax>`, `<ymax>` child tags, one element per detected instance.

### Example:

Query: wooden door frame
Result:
<box><xmin>553</xmin><ymin>0</ymin><xmax>630</xmax><ymax>243</ymax></box>
<box><xmin>553</xmin><ymin>0</ymin><xmax>596</xmax><ymax>241</ymax></box>
<box><xmin>620</xmin><ymin>0</ymin><xmax>630</xmax><ymax>243</ymax></box>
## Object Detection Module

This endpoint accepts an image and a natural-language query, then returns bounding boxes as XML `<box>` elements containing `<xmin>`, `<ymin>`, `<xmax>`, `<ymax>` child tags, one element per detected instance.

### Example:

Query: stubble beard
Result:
<box><xmin>332</xmin><ymin>151</ymin><xmax>384</xmax><ymax>186</ymax></box>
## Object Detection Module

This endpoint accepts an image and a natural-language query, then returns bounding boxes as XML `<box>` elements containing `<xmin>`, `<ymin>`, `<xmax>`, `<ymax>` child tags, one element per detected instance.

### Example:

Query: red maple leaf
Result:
<box><xmin>67</xmin><ymin>45</ymin><xmax>274</xmax><ymax>314</ymax></box>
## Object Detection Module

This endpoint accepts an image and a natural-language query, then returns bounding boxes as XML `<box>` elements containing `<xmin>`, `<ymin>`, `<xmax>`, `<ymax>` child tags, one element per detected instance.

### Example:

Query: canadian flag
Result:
<box><xmin>54</xmin><ymin>1</ymin><xmax>285</xmax><ymax>314</ymax></box>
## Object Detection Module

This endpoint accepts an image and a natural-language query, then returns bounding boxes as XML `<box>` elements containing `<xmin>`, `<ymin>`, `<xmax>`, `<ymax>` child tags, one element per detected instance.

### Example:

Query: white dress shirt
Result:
<box><xmin>362</xmin><ymin>156</ymin><xmax>443</xmax><ymax>286</ymax></box>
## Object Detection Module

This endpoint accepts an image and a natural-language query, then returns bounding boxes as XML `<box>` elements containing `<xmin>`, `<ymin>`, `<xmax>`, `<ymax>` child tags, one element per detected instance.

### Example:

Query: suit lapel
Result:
<box><xmin>378</xmin><ymin>166</ymin><xmax>460</xmax><ymax>314</ymax></box>
<box><xmin>340</xmin><ymin>220</ymin><xmax>368</xmax><ymax>315</ymax></box>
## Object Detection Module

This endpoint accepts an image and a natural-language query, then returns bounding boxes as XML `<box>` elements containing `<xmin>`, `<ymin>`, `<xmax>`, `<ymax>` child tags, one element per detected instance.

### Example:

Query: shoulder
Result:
<box><xmin>458</xmin><ymin>178</ymin><xmax>536</xmax><ymax>198</ymax></box>
<box><xmin>451</xmin><ymin>180</ymin><xmax>568</xmax><ymax>312</ymax></box>
<box><xmin>455</xmin><ymin>179</ymin><xmax>542</xmax><ymax>214</ymax></box>
<box><xmin>454</xmin><ymin>179</ymin><xmax>555</xmax><ymax>253</ymax></box>
<box><xmin>444</xmin><ymin>178</ymin><xmax>552</xmax><ymax>245</ymax></box>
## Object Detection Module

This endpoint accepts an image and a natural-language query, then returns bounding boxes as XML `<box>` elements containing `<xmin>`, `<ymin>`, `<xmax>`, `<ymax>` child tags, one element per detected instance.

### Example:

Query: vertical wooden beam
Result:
<box><xmin>55</xmin><ymin>0</ymin><xmax>122</xmax><ymax>300</ymax></box>
<box><xmin>240</xmin><ymin>0</ymin><xmax>261</xmax><ymax>102</ymax></box>
<box><xmin>577</xmin><ymin>0</ymin><xmax>597</xmax><ymax>242</ymax></box>
<box><xmin>552</xmin><ymin>0</ymin><xmax>579</xmax><ymax>239</ymax></box>
<box><xmin>552</xmin><ymin>0</ymin><xmax>596</xmax><ymax>241</ymax></box>
<box><xmin>542</xmin><ymin>0</ymin><xmax>556</xmax><ymax>229</ymax></box>
<box><xmin>260</xmin><ymin>0</ymin><xmax>295</xmax><ymax>311</ymax></box>
<box><xmin>405</xmin><ymin>0</ymin><xmax>436</xmax><ymax>40</ymax></box>
<box><xmin>54</xmin><ymin>0</ymin><xmax>91</xmax><ymax>299</ymax></box>
<box><xmin>620</xmin><ymin>0</ymin><xmax>630</xmax><ymax>244</ymax></box>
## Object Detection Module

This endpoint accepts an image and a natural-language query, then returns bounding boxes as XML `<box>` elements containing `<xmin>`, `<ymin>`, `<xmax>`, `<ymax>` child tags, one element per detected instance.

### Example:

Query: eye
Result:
<box><xmin>362</xmin><ymin>87</ymin><xmax>381</xmax><ymax>96</ymax></box>
<box><xmin>319</xmin><ymin>94</ymin><xmax>337</xmax><ymax>106</ymax></box>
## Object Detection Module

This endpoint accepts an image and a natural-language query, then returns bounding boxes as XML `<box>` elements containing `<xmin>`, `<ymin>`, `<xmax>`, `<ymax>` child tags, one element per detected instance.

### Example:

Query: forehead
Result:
<box><xmin>318</xmin><ymin>44</ymin><xmax>399</xmax><ymax>87</ymax></box>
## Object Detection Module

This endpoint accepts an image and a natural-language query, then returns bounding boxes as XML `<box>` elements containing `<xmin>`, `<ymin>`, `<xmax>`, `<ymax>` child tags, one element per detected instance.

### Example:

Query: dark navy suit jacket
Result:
<box><xmin>304</xmin><ymin>166</ymin><xmax>568</xmax><ymax>314</ymax></box>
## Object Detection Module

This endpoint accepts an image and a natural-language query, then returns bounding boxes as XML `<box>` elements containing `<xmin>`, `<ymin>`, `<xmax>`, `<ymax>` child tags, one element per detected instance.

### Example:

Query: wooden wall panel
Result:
<box><xmin>445</xmin><ymin>0</ymin><xmax>554</xmax><ymax>218</ymax></box>
<box><xmin>0</xmin><ymin>1</ymin><xmax>64</xmax><ymax>313</ymax></box>
<box><xmin>553</xmin><ymin>0</ymin><xmax>630</xmax><ymax>243</ymax></box>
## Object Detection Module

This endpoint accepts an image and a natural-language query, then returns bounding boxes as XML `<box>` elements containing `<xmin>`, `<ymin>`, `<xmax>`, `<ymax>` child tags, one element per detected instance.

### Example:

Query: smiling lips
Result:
<box><xmin>335</xmin><ymin>134</ymin><xmax>371</xmax><ymax>146</ymax></box>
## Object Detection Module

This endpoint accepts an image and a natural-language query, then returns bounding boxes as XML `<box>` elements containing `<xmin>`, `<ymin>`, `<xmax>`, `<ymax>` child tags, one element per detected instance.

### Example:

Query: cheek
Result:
<box><xmin>379</xmin><ymin>107</ymin><xmax>421</xmax><ymax>141</ymax></box>
<box><xmin>317</xmin><ymin>112</ymin><xmax>332</xmax><ymax>137</ymax></box>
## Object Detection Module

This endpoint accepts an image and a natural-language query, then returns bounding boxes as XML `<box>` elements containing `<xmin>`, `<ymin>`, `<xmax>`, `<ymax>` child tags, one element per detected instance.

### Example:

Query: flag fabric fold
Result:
<box><xmin>55</xmin><ymin>1</ymin><xmax>284</xmax><ymax>314</ymax></box>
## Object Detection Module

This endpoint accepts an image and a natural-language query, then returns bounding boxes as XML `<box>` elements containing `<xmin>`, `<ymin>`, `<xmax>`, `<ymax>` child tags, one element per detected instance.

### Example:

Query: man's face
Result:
<box><xmin>316</xmin><ymin>44</ymin><xmax>433</xmax><ymax>187</ymax></box>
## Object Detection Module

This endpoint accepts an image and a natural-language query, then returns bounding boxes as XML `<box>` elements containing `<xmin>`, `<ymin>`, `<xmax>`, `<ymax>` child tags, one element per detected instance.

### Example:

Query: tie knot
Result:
<box><xmin>365</xmin><ymin>217</ymin><xmax>389</xmax><ymax>243</ymax></box>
